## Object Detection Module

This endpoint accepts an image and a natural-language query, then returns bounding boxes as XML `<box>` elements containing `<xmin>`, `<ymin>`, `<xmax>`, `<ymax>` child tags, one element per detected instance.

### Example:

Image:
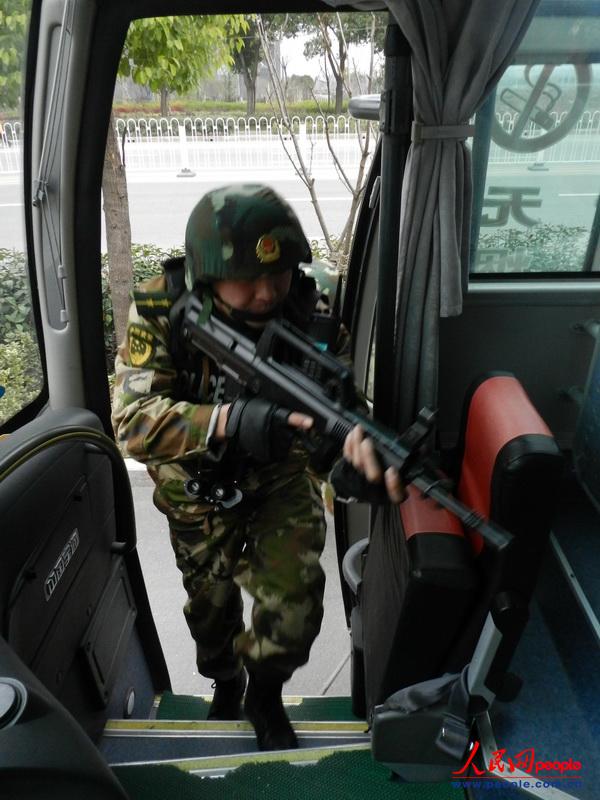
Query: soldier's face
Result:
<box><xmin>213</xmin><ymin>270</ymin><xmax>293</xmax><ymax>315</ymax></box>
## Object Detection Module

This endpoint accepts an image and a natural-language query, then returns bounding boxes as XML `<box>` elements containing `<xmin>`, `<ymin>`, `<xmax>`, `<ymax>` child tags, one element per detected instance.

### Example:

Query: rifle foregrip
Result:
<box><xmin>327</xmin><ymin>418</ymin><xmax>355</xmax><ymax>447</ymax></box>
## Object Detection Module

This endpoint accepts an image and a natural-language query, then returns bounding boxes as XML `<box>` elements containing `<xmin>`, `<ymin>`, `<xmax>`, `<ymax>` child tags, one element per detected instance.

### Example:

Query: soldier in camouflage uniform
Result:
<box><xmin>112</xmin><ymin>184</ymin><xmax>403</xmax><ymax>751</ymax></box>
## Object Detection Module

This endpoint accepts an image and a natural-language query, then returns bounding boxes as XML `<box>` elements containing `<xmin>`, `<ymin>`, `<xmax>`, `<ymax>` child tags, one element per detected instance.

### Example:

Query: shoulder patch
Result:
<box><xmin>128</xmin><ymin>324</ymin><xmax>157</xmax><ymax>367</ymax></box>
<box><xmin>133</xmin><ymin>290</ymin><xmax>172</xmax><ymax>319</ymax></box>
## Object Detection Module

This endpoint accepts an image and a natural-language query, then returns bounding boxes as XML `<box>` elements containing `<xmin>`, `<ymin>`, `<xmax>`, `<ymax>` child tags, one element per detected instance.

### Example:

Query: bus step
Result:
<box><xmin>101</xmin><ymin>718</ymin><xmax>369</xmax><ymax>765</ymax></box>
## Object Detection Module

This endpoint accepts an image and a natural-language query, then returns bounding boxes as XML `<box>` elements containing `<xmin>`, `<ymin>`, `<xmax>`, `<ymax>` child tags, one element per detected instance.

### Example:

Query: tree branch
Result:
<box><xmin>335</xmin><ymin>11</ymin><xmax>353</xmax><ymax>97</ymax></box>
<box><xmin>311</xmin><ymin>89</ymin><xmax>354</xmax><ymax>195</ymax></box>
<box><xmin>257</xmin><ymin>15</ymin><xmax>333</xmax><ymax>250</ymax></box>
<box><xmin>317</xmin><ymin>15</ymin><xmax>341</xmax><ymax>83</ymax></box>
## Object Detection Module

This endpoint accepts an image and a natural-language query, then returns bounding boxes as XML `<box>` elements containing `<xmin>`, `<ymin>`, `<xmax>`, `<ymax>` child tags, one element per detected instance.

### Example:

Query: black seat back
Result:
<box><xmin>446</xmin><ymin>373</ymin><xmax>564</xmax><ymax>670</ymax></box>
<box><xmin>359</xmin><ymin>374</ymin><xmax>563</xmax><ymax>716</ymax></box>
<box><xmin>0</xmin><ymin>408</ymin><xmax>165</xmax><ymax>739</ymax></box>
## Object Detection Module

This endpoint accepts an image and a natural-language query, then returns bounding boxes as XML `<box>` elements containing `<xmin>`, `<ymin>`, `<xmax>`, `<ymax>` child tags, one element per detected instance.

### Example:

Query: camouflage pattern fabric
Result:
<box><xmin>184</xmin><ymin>184</ymin><xmax>312</xmax><ymax>288</ymax></box>
<box><xmin>112</xmin><ymin>263</ymin><xmax>359</xmax><ymax>679</ymax></box>
<box><xmin>112</xmin><ymin>272</ymin><xmax>357</xmax><ymax>525</ymax></box>
<box><xmin>112</xmin><ymin>274</ymin><xmax>222</xmax><ymax>524</ymax></box>
<box><xmin>169</xmin><ymin>470</ymin><xmax>326</xmax><ymax>681</ymax></box>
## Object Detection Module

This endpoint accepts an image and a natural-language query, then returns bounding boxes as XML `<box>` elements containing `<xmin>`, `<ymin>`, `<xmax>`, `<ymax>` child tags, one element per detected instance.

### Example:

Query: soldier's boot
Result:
<box><xmin>244</xmin><ymin>671</ymin><xmax>298</xmax><ymax>751</ymax></box>
<box><xmin>207</xmin><ymin>670</ymin><xmax>247</xmax><ymax>720</ymax></box>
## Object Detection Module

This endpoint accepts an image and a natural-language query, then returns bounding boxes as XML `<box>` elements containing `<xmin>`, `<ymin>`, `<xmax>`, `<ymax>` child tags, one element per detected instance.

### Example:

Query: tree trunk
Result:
<box><xmin>335</xmin><ymin>40</ymin><xmax>347</xmax><ymax>114</ymax></box>
<box><xmin>234</xmin><ymin>39</ymin><xmax>259</xmax><ymax>115</ymax></box>
<box><xmin>324</xmin><ymin>55</ymin><xmax>331</xmax><ymax>109</ymax></box>
<box><xmin>102</xmin><ymin>110</ymin><xmax>134</xmax><ymax>354</ymax></box>
<box><xmin>239</xmin><ymin>51</ymin><xmax>257</xmax><ymax>116</ymax></box>
<box><xmin>160</xmin><ymin>87</ymin><xmax>169</xmax><ymax>117</ymax></box>
<box><xmin>245</xmin><ymin>79</ymin><xmax>256</xmax><ymax>116</ymax></box>
<box><xmin>335</xmin><ymin>76</ymin><xmax>344</xmax><ymax>115</ymax></box>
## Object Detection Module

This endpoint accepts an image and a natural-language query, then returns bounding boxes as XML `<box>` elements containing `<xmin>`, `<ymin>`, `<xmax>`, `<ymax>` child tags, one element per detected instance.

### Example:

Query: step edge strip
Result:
<box><xmin>105</xmin><ymin>720</ymin><xmax>367</xmax><ymax>734</ymax></box>
<box><xmin>110</xmin><ymin>742</ymin><xmax>370</xmax><ymax>771</ymax></box>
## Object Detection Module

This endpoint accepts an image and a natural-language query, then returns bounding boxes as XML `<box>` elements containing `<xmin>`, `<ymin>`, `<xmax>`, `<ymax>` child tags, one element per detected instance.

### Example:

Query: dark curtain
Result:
<box><xmin>383</xmin><ymin>0</ymin><xmax>541</xmax><ymax>428</ymax></box>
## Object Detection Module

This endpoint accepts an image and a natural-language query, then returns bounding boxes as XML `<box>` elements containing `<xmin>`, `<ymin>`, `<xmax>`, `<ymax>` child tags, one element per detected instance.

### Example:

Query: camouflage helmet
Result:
<box><xmin>184</xmin><ymin>184</ymin><xmax>312</xmax><ymax>290</ymax></box>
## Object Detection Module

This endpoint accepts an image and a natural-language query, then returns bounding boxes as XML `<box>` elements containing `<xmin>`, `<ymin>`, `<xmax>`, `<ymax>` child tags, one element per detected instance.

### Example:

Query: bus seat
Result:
<box><xmin>354</xmin><ymin>372</ymin><xmax>563</xmax><ymax>719</ymax></box>
<box><xmin>358</xmin><ymin>487</ymin><xmax>478</xmax><ymax>716</ymax></box>
<box><xmin>369</xmin><ymin>372</ymin><xmax>564</xmax><ymax>780</ymax></box>
<box><xmin>343</xmin><ymin>488</ymin><xmax>477</xmax><ymax>718</ymax></box>
<box><xmin>0</xmin><ymin>408</ymin><xmax>158</xmax><ymax>741</ymax></box>
<box><xmin>445</xmin><ymin>372</ymin><xmax>564</xmax><ymax>670</ymax></box>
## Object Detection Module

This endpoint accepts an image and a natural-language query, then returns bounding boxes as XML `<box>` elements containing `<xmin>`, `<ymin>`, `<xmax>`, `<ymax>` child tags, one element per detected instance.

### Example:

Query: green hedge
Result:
<box><xmin>0</xmin><ymin>249</ymin><xmax>31</xmax><ymax>341</ymax></box>
<box><xmin>0</xmin><ymin>249</ymin><xmax>44</xmax><ymax>424</ymax></box>
<box><xmin>475</xmin><ymin>224</ymin><xmax>588</xmax><ymax>272</ymax></box>
<box><xmin>0</xmin><ymin>329</ymin><xmax>44</xmax><ymax>424</ymax></box>
<box><xmin>0</xmin><ymin>244</ymin><xmax>181</xmax><ymax>424</ymax></box>
<box><xmin>101</xmin><ymin>244</ymin><xmax>183</xmax><ymax>369</ymax></box>
<box><xmin>112</xmin><ymin>100</ymin><xmax>349</xmax><ymax>119</ymax></box>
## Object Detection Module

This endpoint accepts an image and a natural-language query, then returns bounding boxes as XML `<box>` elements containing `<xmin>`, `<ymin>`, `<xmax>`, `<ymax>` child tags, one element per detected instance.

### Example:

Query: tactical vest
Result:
<box><xmin>133</xmin><ymin>257</ymin><xmax>342</xmax><ymax>506</ymax></box>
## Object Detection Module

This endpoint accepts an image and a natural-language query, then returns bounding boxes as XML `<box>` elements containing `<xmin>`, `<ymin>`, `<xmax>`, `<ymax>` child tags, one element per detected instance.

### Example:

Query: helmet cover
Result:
<box><xmin>184</xmin><ymin>183</ymin><xmax>312</xmax><ymax>290</ymax></box>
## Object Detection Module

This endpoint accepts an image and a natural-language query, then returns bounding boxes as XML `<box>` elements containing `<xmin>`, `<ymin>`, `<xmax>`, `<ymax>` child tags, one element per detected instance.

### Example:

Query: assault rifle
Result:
<box><xmin>179</xmin><ymin>293</ymin><xmax>511</xmax><ymax>552</ymax></box>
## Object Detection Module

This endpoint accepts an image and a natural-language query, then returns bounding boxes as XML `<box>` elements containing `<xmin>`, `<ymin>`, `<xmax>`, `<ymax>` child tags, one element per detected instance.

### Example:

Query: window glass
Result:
<box><xmin>0</xmin><ymin>2</ymin><xmax>43</xmax><ymax>426</ymax></box>
<box><xmin>102</xmin><ymin>12</ymin><xmax>383</xmax><ymax>384</ymax></box>
<box><xmin>472</xmin><ymin>9</ymin><xmax>599</xmax><ymax>275</ymax></box>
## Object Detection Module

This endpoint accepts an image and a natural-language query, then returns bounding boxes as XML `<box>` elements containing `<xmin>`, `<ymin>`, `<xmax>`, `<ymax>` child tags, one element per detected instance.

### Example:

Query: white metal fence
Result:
<box><xmin>111</xmin><ymin>109</ymin><xmax>600</xmax><ymax>171</ymax></box>
<box><xmin>113</xmin><ymin>114</ymin><xmax>371</xmax><ymax>172</ymax></box>
<box><xmin>115</xmin><ymin>114</ymin><xmax>364</xmax><ymax>140</ymax></box>
<box><xmin>1</xmin><ymin>112</ymin><xmax>600</xmax><ymax>174</ymax></box>
<box><xmin>0</xmin><ymin>122</ymin><xmax>22</xmax><ymax>173</ymax></box>
<box><xmin>489</xmin><ymin>109</ymin><xmax>600</xmax><ymax>164</ymax></box>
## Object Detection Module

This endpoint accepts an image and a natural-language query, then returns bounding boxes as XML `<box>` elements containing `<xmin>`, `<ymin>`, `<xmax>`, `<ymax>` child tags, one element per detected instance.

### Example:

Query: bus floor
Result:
<box><xmin>476</xmin><ymin>473</ymin><xmax>600</xmax><ymax>800</ymax></box>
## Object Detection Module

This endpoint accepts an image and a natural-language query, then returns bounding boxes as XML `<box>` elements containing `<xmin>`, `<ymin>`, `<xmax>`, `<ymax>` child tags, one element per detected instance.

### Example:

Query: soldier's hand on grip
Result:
<box><xmin>224</xmin><ymin>397</ymin><xmax>313</xmax><ymax>463</ymax></box>
<box><xmin>330</xmin><ymin>425</ymin><xmax>406</xmax><ymax>504</ymax></box>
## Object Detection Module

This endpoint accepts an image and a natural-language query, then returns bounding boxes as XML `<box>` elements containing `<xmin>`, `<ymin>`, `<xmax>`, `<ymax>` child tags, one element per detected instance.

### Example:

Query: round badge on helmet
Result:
<box><xmin>256</xmin><ymin>234</ymin><xmax>281</xmax><ymax>264</ymax></box>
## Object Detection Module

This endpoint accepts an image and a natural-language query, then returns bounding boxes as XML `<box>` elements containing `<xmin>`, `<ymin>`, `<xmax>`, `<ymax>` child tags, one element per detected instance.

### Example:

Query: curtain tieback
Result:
<box><xmin>411</xmin><ymin>121</ymin><xmax>475</xmax><ymax>144</ymax></box>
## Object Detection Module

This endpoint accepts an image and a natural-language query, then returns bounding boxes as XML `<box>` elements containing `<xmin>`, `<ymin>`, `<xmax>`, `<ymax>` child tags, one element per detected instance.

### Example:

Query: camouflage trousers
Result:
<box><xmin>168</xmin><ymin>469</ymin><xmax>326</xmax><ymax>682</ymax></box>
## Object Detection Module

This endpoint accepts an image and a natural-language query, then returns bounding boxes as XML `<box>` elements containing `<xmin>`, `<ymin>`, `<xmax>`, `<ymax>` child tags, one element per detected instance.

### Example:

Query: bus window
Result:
<box><xmin>472</xmin><ymin>8</ymin><xmax>599</xmax><ymax>275</ymax></box>
<box><xmin>0</xmin><ymin>2</ymin><xmax>44</xmax><ymax>427</ymax></box>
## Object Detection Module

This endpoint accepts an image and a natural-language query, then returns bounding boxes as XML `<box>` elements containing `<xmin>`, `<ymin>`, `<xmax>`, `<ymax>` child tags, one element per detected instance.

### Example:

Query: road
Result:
<box><xmin>0</xmin><ymin>169</ymin><xmax>357</xmax><ymax>251</ymax></box>
<box><xmin>115</xmin><ymin>170</ymin><xmax>357</xmax><ymax>249</ymax></box>
<box><xmin>1</xmin><ymin>162</ymin><xmax>598</xmax><ymax>254</ymax></box>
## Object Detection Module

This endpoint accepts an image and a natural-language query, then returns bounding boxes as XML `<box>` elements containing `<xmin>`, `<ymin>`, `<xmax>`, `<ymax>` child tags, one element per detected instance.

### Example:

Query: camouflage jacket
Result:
<box><xmin>111</xmin><ymin>266</ymin><xmax>357</xmax><ymax>526</ymax></box>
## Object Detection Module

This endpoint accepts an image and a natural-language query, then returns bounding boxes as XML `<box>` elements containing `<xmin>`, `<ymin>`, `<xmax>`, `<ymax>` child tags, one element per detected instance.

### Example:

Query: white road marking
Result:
<box><xmin>285</xmin><ymin>197</ymin><xmax>350</xmax><ymax>202</ymax></box>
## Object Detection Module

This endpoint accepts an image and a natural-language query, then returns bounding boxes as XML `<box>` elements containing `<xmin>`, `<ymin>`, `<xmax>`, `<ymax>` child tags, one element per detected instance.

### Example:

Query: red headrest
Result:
<box><xmin>400</xmin><ymin>485</ymin><xmax>464</xmax><ymax>539</ymax></box>
<box><xmin>457</xmin><ymin>375</ymin><xmax>552</xmax><ymax>555</ymax></box>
